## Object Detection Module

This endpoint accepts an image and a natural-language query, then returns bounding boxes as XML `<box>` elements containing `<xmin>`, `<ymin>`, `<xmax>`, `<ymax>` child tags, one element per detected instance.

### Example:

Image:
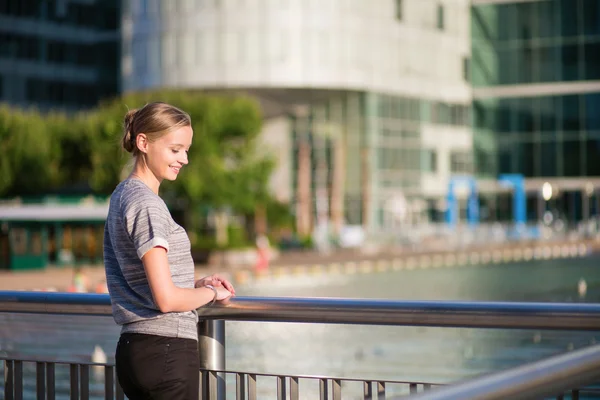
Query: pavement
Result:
<box><xmin>0</xmin><ymin>264</ymin><xmax>220</xmax><ymax>292</ymax></box>
<box><xmin>0</xmin><ymin>249</ymin><xmax>373</xmax><ymax>292</ymax></box>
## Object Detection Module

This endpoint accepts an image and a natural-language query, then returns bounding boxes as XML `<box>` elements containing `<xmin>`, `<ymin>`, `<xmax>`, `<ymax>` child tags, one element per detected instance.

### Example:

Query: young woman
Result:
<box><xmin>103</xmin><ymin>102</ymin><xmax>235</xmax><ymax>400</ymax></box>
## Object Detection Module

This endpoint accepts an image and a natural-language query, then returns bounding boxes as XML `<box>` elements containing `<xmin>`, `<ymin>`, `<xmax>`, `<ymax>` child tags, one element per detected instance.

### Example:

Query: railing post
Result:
<box><xmin>198</xmin><ymin>319</ymin><xmax>226</xmax><ymax>400</ymax></box>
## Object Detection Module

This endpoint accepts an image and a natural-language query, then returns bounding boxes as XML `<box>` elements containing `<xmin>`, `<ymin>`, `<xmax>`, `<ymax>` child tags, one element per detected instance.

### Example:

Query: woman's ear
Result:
<box><xmin>136</xmin><ymin>133</ymin><xmax>148</xmax><ymax>153</ymax></box>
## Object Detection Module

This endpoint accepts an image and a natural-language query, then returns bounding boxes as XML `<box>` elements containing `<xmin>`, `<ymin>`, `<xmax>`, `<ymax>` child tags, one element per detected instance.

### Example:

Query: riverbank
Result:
<box><xmin>1</xmin><ymin>237</ymin><xmax>599</xmax><ymax>291</ymax></box>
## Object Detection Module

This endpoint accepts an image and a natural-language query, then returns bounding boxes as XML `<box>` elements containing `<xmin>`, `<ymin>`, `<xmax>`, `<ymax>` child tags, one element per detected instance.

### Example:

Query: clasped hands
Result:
<box><xmin>195</xmin><ymin>273</ymin><xmax>236</xmax><ymax>305</ymax></box>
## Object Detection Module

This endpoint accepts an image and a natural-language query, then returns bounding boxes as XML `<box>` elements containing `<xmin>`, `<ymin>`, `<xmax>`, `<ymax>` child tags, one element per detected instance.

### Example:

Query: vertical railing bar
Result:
<box><xmin>104</xmin><ymin>366</ymin><xmax>114</xmax><ymax>400</ymax></box>
<box><xmin>363</xmin><ymin>381</ymin><xmax>372</xmax><ymax>400</ymax></box>
<box><xmin>332</xmin><ymin>379</ymin><xmax>342</xmax><ymax>400</ymax></box>
<box><xmin>377</xmin><ymin>381</ymin><xmax>385</xmax><ymax>400</ymax></box>
<box><xmin>14</xmin><ymin>360</ymin><xmax>23</xmax><ymax>400</ymax></box>
<box><xmin>199</xmin><ymin>370</ymin><xmax>204</xmax><ymax>400</ymax></box>
<box><xmin>424</xmin><ymin>383</ymin><xmax>432</xmax><ymax>391</ymax></box>
<box><xmin>320</xmin><ymin>378</ymin><xmax>328</xmax><ymax>400</ymax></box>
<box><xmin>248</xmin><ymin>374</ymin><xmax>257</xmax><ymax>400</ymax></box>
<box><xmin>116</xmin><ymin>376</ymin><xmax>125</xmax><ymax>400</ymax></box>
<box><xmin>70</xmin><ymin>364</ymin><xmax>79</xmax><ymax>400</ymax></box>
<box><xmin>46</xmin><ymin>362</ymin><xmax>55</xmax><ymax>400</ymax></box>
<box><xmin>5</xmin><ymin>360</ymin><xmax>14</xmax><ymax>400</ymax></box>
<box><xmin>290</xmin><ymin>376</ymin><xmax>299</xmax><ymax>400</ymax></box>
<box><xmin>410</xmin><ymin>383</ymin><xmax>417</xmax><ymax>394</ymax></box>
<box><xmin>236</xmin><ymin>372</ymin><xmax>246</xmax><ymax>400</ymax></box>
<box><xmin>277</xmin><ymin>376</ymin><xmax>287</xmax><ymax>400</ymax></box>
<box><xmin>80</xmin><ymin>364</ymin><xmax>90</xmax><ymax>400</ymax></box>
<box><xmin>572</xmin><ymin>389</ymin><xmax>579</xmax><ymax>400</ymax></box>
<box><xmin>36</xmin><ymin>362</ymin><xmax>46</xmax><ymax>400</ymax></box>
<box><xmin>208</xmin><ymin>371</ymin><xmax>218</xmax><ymax>400</ymax></box>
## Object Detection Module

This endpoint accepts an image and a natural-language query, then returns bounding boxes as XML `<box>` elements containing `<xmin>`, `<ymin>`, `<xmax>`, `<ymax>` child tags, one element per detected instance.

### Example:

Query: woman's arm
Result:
<box><xmin>142</xmin><ymin>247</ymin><xmax>231</xmax><ymax>313</ymax></box>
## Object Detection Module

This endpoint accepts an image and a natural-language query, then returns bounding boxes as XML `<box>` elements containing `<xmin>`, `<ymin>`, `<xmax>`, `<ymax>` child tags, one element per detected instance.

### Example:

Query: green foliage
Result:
<box><xmin>0</xmin><ymin>91</ymin><xmax>275</xmax><ymax>220</ymax></box>
<box><xmin>266</xmin><ymin>199</ymin><xmax>295</xmax><ymax>230</ymax></box>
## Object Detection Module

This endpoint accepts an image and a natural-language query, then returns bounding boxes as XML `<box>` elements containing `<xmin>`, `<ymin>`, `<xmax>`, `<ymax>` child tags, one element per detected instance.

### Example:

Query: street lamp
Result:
<box><xmin>542</xmin><ymin>182</ymin><xmax>553</xmax><ymax>201</ymax></box>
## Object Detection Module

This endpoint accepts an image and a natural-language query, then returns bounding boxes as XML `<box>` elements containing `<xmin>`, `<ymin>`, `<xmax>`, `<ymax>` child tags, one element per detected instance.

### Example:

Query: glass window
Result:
<box><xmin>515</xmin><ymin>3</ymin><xmax>534</xmax><ymax>41</ymax></box>
<box><xmin>497</xmin><ymin>4</ymin><xmax>518</xmax><ymax>41</ymax></box>
<box><xmin>395</xmin><ymin>0</ymin><xmax>402</xmax><ymax>21</ymax></box>
<box><xmin>515</xmin><ymin>141</ymin><xmax>535</xmax><ymax>177</ymax></box>
<box><xmin>584</xmin><ymin>43</ymin><xmax>600</xmax><ymax>80</ymax></box>
<box><xmin>475</xmin><ymin>143</ymin><xmax>496</xmax><ymax>176</ymax></box>
<box><xmin>559</xmin><ymin>0</ymin><xmax>579</xmax><ymax>37</ymax></box>
<box><xmin>463</xmin><ymin>57</ymin><xmax>470</xmax><ymax>82</ymax></box>
<box><xmin>539</xmin><ymin>96</ymin><xmax>557</xmax><ymax>135</ymax></box>
<box><xmin>497</xmin><ymin>46</ymin><xmax>519</xmax><ymax>85</ymax></box>
<box><xmin>536</xmin><ymin>0</ymin><xmax>556</xmax><ymax>38</ymax></box>
<box><xmin>561</xmin><ymin>95</ymin><xmax>581</xmax><ymax>132</ymax></box>
<box><xmin>584</xmin><ymin>94</ymin><xmax>600</xmax><ymax>132</ymax></box>
<box><xmin>537</xmin><ymin>44</ymin><xmax>557</xmax><ymax>82</ymax></box>
<box><xmin>497</xmin><ymin>99</ymin><xmax>511</xmax><ymax>133</ymax></box>
<box><xmin>473</xmin><ymin>102</ymin><xmax>488</xmax><ymax>130</ymax></box>
<box><xmin>450</xmin><ymin>151</ymin><xmax>473</xmax><ymax>174</ymax></box>
<box><xmin>585</xmin><ymin>139</ymin><xmax>600</xmax><ymax>175</ymax></box>
<box><xmin>560</xmin><ymin>44</ymin><xmax>580</xmax><ymax>81</ymax></box>
<box><xmin>499</xmin><ymin>144</ymin><xmax>513</xmax><ymax>173</ymax></box>
<box><xmin>540</xmin><ymin>141</ymin><xmax>558</xmax><ymax>176</ymax></box>
<box><xmin>562</xmin><ymin>140</ymin><xmax>581</xmax><ymax>176</ymax></box>
<box><xmin>515</xmin><ymin>98</ymin><xmax>535</xmax><ymax>133</ymax></box>
<box><xmin>437</xmin><ymin>4</ymin><xmax>444</xmax><ymax>30</ymax></box>
<box><xmin>422</xmin><ymin>149</ymin><xmax>437</xmax><ymax>173</ymax></box>
<box><xmin>582</xmin><ymin>0</ymin><xmax>600</xmax><ymax>35</ymax></box>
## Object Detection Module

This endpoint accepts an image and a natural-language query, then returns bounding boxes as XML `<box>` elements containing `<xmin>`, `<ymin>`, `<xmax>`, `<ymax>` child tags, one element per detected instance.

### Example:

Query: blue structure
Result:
<box><xmin>446</xmin><ymin>174</ymin><xmax>527</xmax><ymax>230</ymax></box>
<box><xmin>446</xmin><ymin>176</ymin><xmax>479</xmax><ymax>228</ymax></box>
<box><xmin>498</xmin><ymin>174</ymin><xmax>527</xmax><ymax>228</ymax></box>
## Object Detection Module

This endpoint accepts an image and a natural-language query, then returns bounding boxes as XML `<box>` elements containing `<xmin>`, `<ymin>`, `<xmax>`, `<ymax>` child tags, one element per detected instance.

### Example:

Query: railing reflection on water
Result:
<box><xmin>2</xmin><ymin>292</ymin><xmax>600</xmax><ymax>399</ymax></box>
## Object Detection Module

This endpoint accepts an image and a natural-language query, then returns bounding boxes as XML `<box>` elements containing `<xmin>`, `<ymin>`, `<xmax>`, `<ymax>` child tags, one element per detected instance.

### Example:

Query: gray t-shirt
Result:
<box><xmin>103</xmin><ymin>178</ymin><xmax>198</xmax><ymax>341</ymax></box>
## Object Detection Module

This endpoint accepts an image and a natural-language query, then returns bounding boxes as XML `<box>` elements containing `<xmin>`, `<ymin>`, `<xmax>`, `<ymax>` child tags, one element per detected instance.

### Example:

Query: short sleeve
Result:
<box><xmin>122</xmin><ymin>197</ymin><xmax>171</xmax><ymax>259</ymax></box>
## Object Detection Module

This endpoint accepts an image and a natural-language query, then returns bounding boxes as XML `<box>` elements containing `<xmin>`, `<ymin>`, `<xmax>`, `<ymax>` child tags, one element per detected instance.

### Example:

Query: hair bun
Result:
<box><xmin>122</xmin><ymin>109</ymin><xmax>138</xmax><ymax>153</ymax></box>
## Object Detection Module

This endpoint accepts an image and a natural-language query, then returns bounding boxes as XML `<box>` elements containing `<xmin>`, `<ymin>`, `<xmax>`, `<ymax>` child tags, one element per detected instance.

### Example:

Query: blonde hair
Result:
<box><xmin>122</xmin><ymin>102</ymin><xmax>191</xmax><ymax>155</ymax></box>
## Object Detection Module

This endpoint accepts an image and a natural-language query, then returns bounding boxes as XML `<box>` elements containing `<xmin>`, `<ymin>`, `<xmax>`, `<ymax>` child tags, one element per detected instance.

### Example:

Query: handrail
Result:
<box><xmin>400</xmin><ymin>343</ymin><xmax>600</xmax><ymax>400</ymax></box>
<box><xmin>1</xmin><ymin>291</ymin><xmax>600</xmax><ymax>330</ymax></box>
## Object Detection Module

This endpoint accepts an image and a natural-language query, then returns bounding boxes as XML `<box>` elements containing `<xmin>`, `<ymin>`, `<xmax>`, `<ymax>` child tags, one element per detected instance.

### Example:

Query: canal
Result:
<box><xmin>1</xmin><ymin>256</ymin><xmax>599</xmax><ymax>397</ymax></box>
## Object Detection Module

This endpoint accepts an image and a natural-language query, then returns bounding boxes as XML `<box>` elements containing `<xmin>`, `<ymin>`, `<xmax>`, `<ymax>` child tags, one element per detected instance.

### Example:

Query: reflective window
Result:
<box><xmin>437</xmin><ymin>4</ymin><xmax>444</xmax><ymax>30</ymax></box>
<box><xmin>474</xmin><ymin>93</ymin><xmax>600</xmax><ymax>178</ymax></box>
<box><xmin>395</xmin><ymin>0</ymin><xmax>402</xmax><ymax>21</ymax></box>
<box><xmin>472</xmin><ymin>0</ymin><xmax>599</xmax><ymax>86</ymax></box>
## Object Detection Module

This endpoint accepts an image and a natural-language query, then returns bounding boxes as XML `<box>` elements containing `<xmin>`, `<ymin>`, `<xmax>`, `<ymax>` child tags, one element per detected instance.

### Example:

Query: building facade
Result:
<box><xmin>471</xmin><ymin>0</ymin><xmax>600</xmax><ymax>223</ymax></box>
<box><xmin>122</xmin><ymin>0</ymin><xmax>472</xmax><ymax>234</ymax></box>
<box><xmin>0</xmin><ymin>0</ymin><xmax>121</xmax><ymax>111</ymax></box>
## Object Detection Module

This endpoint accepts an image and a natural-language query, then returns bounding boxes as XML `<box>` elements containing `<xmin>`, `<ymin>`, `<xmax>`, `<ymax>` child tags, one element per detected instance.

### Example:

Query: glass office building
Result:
<box><xmin>123</xmin><ymin>0</ymin><xmax>473</xmax><ymax>233</ymax></box>
<box><xmin>471</xmin><ymin>0</ymin><xmax>600</xmax><ymax>223</ymax></box>
<box><xmin>472</xmin><ymin>0</ymin><xmax>600</xmax><ymax>179</ymax></box>
<box><xmin>0</xmin><ymin>0</ymin><xmax>121</xmax><ymax>111</ymax></box>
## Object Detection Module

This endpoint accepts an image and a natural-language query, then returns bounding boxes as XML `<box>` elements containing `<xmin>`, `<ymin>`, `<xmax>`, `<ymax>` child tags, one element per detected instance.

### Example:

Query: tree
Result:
<box><xmin>0</xmin><ymin>90</ymin><xmax>276</xmax><ymax>248</ymax></box>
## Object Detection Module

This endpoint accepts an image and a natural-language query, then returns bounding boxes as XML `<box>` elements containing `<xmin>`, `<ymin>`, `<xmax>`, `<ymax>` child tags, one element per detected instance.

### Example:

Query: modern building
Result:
<box><xmin>122</xmin><ymin>0</ymin><xmax>473</xmax><ymax>234</ymax></box>
<box><xmin>0</xmin><ymin>0</ymin><xmax>121</xmax><ymax>111</ymax></box>
<box><xmin>471</xmin><ymin>0</ymin><xmax>600</xmax><ymax>223</ymax></box>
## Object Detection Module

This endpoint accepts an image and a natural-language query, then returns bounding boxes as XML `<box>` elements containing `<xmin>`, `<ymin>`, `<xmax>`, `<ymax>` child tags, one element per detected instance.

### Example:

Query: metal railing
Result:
<box><xmin>2</xmin><ymin>291</ymin><xmax>600</xmax><ymax>399</ymax></box>
<box><xmin>401</xmin><ymin>343</ymin><xmax>600</xmax><ymax>400</ymax></box>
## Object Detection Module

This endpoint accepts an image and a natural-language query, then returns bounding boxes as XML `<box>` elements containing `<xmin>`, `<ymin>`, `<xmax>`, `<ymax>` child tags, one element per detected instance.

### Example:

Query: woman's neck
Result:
<box><xmin>129</xmin><ymin>165</ymin><xmax>161</xmax><ymax>195</ymax></box>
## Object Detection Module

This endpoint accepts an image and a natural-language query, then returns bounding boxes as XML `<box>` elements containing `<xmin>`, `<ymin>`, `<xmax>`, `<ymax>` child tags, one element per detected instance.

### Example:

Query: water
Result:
<box><xmin>1</xmin><ymin>256</ymin><xmax>600</xmax><ymax>398</ymax></box>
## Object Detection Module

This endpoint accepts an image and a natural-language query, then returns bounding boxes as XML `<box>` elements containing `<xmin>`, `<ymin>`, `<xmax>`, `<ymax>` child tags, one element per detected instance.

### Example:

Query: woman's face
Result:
<box><xmin>145</xmin><ymin>125</ymin><xmax>193</xmax><ymax>181</ymax></box>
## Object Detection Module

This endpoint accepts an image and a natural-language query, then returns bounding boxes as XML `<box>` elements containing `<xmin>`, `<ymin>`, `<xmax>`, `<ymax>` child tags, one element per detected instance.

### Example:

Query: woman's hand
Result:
<box><xmin>215</xmin><ymin>286</ymin><xmax>233</xmax><ymax>304</ymax></box>
<box><xmin>195</xmin><ymin>273</ymin><xmax>236</xmax><ymax>296</ymax></box>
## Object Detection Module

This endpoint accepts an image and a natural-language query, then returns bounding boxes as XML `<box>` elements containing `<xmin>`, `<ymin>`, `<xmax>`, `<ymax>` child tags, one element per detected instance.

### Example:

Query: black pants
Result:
<box><xmin>115</xmin><ymin>333</ymin><xmax>200</xmax><ymax>400</ymax></box>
